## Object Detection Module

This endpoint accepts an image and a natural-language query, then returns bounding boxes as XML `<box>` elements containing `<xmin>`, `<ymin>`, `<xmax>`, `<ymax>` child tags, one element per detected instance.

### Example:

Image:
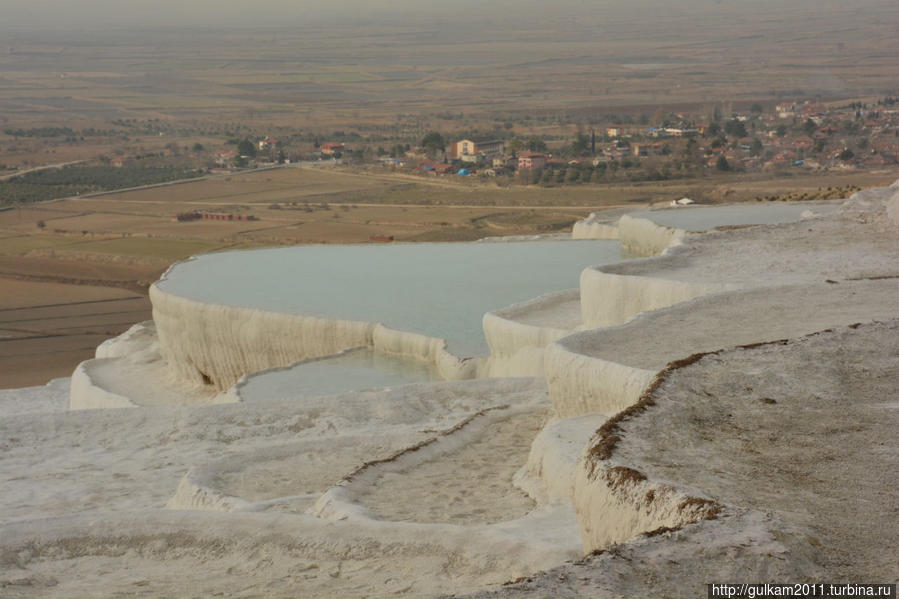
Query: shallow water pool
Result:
<box><xmin>158</xmin><ymin>239</ymin><xmax>622</xmax><ymax>356</ymax></box>
<box><xmin>237</xmin><ymin>348</ymin><xmax>439</xmax><ymax>401</ymax></box>
<box><xmin>640</xmin><ymin>202</ymin><xmax>839</xmax><ymax>232</ymax></box>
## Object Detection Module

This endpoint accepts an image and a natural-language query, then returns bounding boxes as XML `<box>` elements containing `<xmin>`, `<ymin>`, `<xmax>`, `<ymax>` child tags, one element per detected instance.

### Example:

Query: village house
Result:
<box><xmin>493</xmin><ymin>155</ymin><xmax>515</xmax><ymax>169</ymax></box>
<box><xmin>320</xmin><ymin>142</ymin><xmax>345</xmax><ymax>156</ymax></box>
<box><xmin>546</xmin><ymin>157</ymin><xmax>567</xmax><ymax>169</ymax></box>
<box><xmin>601</xmin><ymin>145</ymin><xmax>630</xmax><ymax>161</ymax></box>
<box><xmin>791</xmin><ymin>136</ymin><xmax>815</xmax><ymax>151</ymax></box>
<box><xmin>450</xmin><ymin>138</ymin><xmax>505</xmax><ymax>163</ymax></box>
<box><xmin>776</xmin><ymin>102</ymin><xmax>797</xmax><ymax>119</ymax></box>
<box><xmin>517</xmin><ymin>152</ymin><xmax>547</xmax><ymax>170</ymax></box>
<box><xmin>663</xmin><ymin>127</ymin><xmax>698</xmax><ymax>138</ymax></box>
<box><xmin>862</xmin><ymin>154</ymin><xmax>889</xmax><ymax>167</ymax></box>
<box><xmin>379</xmin><ymin>156</ymin><xmax>406</xmax><ymax>168</ymax></box>
<box><xmin>419</xmin><ymin>161</ymin><xmax>455</xmax><ymax>175</ymax></box>
<box><xmin>258</xmin><ymin>137</ymin><xmax>279</xmax><ymax>151</ymax></box>
<box><xmin>872</xmin><ymin>140</ymin><xmax>899</xmax><ymax>157</ymax></box>
<box><xmin>798</xmin><ymin>103</ymin><xmax>826</xmax><ymax>118</ymax></box>
<box><xmin>765</xmin><ymin>150</ymin><xmax>798</xmax><ymax>169</ymax></box>
<box><xmin>215</xmin><ymin>149</ymin><xmax>238</xmax><ymax>166</ymax></box>
<box><xmin>632</xmin><ymin>142</ymin><xmax>665</xmax><ymax>157</ymax></box>
<box><xmin>606</xmin><ymin>125</ymin><xmax>644</xmax><ymax>138</ymax></box>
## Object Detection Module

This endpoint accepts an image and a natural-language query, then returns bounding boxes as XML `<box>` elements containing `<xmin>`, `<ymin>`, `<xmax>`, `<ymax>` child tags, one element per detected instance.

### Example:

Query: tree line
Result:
<box><xmin>0</xmin><ymin>165</ymin><xmax>198</xmax><ymax>206</ymax></box>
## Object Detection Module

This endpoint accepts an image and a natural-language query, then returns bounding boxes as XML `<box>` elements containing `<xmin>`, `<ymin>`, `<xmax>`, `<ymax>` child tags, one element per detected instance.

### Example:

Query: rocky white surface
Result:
<box><xmin>0</xmin><ymin>378</ymin><xmax>69</xmax><ymax>417</ymax></box>
<box><xmin>467</xmin><ymin>321</ymin><xmax>898</xmax><ymax>598</ymax></box>
<box><xmin>1</xmin><ymin>378</ymin><xmax>586</xmax><ymax>598</ymax></box>
<box><xmin>1</xmin><ymin>180</ymin><xmax>897</xmax><ymax>598</ymax></box>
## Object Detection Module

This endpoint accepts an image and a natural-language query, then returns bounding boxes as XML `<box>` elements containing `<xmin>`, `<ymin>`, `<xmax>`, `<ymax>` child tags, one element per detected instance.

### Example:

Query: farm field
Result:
<box><xmin>0</xmin><ymin>279</ymin><xmax>150</xmax><ymax>388</ymax></box>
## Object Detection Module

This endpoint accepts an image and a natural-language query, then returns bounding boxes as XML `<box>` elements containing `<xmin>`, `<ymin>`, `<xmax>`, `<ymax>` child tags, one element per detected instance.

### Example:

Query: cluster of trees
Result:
<box><xmin>236</xmin><ymin>139</ymin><xmax>257</xmax><ymax>157</ymax></box>
<box><xmin>376</xmin><ymin>144</ymin><xmax>411</xmax><ymax>158</ymax></box>
<box><xmin>508</xmin><ymin>137</ymin><xmax>549</xmax><ymax>153</ymax></box>
<box><xmin>421</xmin><ymin>132</ymin><xmax>446</xmax><ymax>154</ymax></box>
<box><xmin>0</xmin><ymin>165</ymin><xmax>198</xmax><ymax>206</ymax></box>
<box><xmin>705</xmin><ymin>118</ymin><xmax>748</xmax><ymax>140</ymax></box>
<box><xmin>4</xmin><ymin>127</ymin><xmax>79</xmax><ymax>138</ymax></box>
<box><xmin>515</xmin><ymin>159</ymin><xmax>677</xmax><ymax>187</ymax></box>
<box><xmin>3</xmin><ymin>127</ymin><xmax>125</xmax><ymax>140</ymax></box>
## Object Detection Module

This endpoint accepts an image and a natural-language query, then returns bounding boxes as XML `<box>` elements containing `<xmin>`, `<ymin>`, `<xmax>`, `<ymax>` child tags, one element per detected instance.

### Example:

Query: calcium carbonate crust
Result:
<box><xmin>48</xmin><ymin>178</ymin><xmax>899</xmax><ymax>597</ymax></box>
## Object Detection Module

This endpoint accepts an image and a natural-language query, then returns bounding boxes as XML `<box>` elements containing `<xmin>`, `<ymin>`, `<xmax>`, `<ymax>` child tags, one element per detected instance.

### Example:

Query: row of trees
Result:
<box><xmin>514</xmin><ymin>160</ymin><xmax>681</xmax><ymax>186</ymax></box>
<box><xmin>0</xmin><ymin>165</ymin><xmax>198</xmax><ymax>206</ymax></box>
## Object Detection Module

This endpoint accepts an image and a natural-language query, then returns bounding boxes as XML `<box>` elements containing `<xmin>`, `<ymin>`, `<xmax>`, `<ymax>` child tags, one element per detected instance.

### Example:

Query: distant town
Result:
<box><xmin>2</xmin><ymin>96</ymin><xmax>898</xmax><ymax>207</ymax></box>
<box><xmin>210</xmin><ymin>97</ymin><xmax>899</xmax><ymax>184</ymax></box>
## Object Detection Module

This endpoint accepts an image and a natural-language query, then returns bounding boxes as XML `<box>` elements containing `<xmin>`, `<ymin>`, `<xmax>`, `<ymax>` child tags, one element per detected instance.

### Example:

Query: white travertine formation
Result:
<box><xmin>561</xmin><ymin>183</ymin><xmax>899</xmax><ymax>555</ymax></box>
<box><xmin>68</xmin><ymin>360</ymin><xmax>138</xmax><ymax>410</ymax></box>
<box><xmin>571</xmin><ymin>461</ymin><xmax>721</xmax><ymax>550</ymax></box>
<box><xmin>151</xmin><ymin>285</ymin><xmax>377</xmax><ymax>390</ymax></box>
<box><xmin>70</xmin><ymin>323</ymin><xmax>153</xmax><ymax>409</ymax></box>
<box><xmin>372</xmin><ymin>323</ymin><xmax>483</xmax><ymax>380</ymax></box>
<box><xmin>571</xmin><ymin>212</ymin><xmax>620</xmax><ymax>240</ymax></box>
<box><xmin>151</xmin><ymin>284</ymin><xmax>493</xmax><ymax>391</ymax></box>
<box><xmin>482</xmin><ymin>290</ymin><xmax>579</xmax><ymax>377</ymax></box>
<box><xmin>168</xmin><ymin>462</ymin><xmax>254</xmax><ymax>512</ymax></box>
<box><xmin>167</xmin><ymin>434</ymin><xmax>410</xmax><ymax>513</ymax></box>
<box><xmin>544</xmin><ymin>340</ymin><xmax>655</xmax><ymax>418</ymax></box>
<box><xmin>579</xmin><ymin>267</ymin><xmax>733</xmax><ymax>328</ymax></box>
<box><xmin>617</xmin><ymin>213</ymin><xmax>687</xmax><ymax>256</ymax></box>
<box><xmin>516</xmin><ymin>413</ymin><xmax>609</xmax><ymax>504</ymax></box>
<box><xmin>95</xmin><ymin>320</ymin><xmax>158</xmax><ymax>359</ymax></box>
<box><xmin>69</xmin><ymin>319</ymin><xmax>231</xmax><ymax>410</ymax></box>
<box><xmin>887</xmin><ymin>180</ymin><xmax>899</xmax><ymax>226</ymax></box>
<box><xmin>312</xmin><ymin>404</ymin><xmax>536</xmax><ymax>523</ymax></box>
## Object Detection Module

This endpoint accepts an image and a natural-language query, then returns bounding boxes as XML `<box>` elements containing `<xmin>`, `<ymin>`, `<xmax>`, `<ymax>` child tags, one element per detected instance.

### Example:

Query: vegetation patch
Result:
<box><xmin>605</xmin><ymin>466</ymin><xmax>648</xmax><ymax>489</ymax></box>
<box><xmin>677</xmin><ymin>497</ymin><xmax>723</xmax><ymax>520</ymax></box>
<box><xmin>642</xmin><ymin>525</ymin><xmax>679</xmax><ymax>537</ymax></box>
<box><xmin>0</xmin><ymin>166</ymin><xmax>200</xmax><ymax>206</ymax></box>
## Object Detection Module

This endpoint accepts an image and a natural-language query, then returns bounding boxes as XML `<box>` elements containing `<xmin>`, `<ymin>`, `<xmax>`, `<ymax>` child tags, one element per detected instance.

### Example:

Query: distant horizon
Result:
<box><xmin>1</xmin><ymin>0</ymin><xmax>895</xmax><ymax>34</ymax></box>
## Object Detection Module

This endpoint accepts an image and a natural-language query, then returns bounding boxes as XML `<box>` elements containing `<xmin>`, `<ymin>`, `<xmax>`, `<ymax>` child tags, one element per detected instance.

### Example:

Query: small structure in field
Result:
<box><xmin>172</xmin><ymin>212</ymin><xmax>259</xmax><ymax>222</ymax></box>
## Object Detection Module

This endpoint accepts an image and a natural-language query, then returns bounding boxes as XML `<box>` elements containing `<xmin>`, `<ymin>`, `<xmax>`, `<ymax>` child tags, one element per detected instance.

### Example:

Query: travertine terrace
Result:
<box><xmin>1</xmin><ymin>180</ymin><xmax>897</xmax><ymax>597</ymax></box>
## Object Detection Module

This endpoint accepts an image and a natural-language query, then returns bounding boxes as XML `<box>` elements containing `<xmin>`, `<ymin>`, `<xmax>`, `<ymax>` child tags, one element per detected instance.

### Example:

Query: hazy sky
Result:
<box><xmin>0</xmin><ymin>0</ymin><xmax>893</xmax><ymax>32</ymax></box>
<box><xmin>0</xmin><ymin>0</ymin><xmax>763</xmax><ymax>31</ymax></box>
<box><xmin>1</xmin><ymin>0</ymin><xmax>566</xmax><ymax>30</ymax></box>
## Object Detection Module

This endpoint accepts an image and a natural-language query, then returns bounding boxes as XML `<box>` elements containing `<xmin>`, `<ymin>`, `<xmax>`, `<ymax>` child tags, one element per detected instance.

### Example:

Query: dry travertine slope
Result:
<box><xmin>463</xmin><ymin>183</ymin><xmax>899</xmax><ymax>597</ymax></box>
<box><xmin>1</xmin><ymin>378</ymin><xmax>586</xmax><ymax>598</ymax></box>
<box><xmin>465</xmin><ymin>321</ymin><xmax>899</xmax><ymax>598</ymax></box>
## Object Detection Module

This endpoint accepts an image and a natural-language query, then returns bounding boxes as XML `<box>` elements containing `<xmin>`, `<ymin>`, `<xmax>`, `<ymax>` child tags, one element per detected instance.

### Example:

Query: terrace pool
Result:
<box><xmin>641</xmin><ymin>202</ymin><xmax>839</xmax><ymax>231</ymax></box>
<box><xmin>235</xmin><ymin>348</ymin><xmax>439</xmax><ymax>402</ymax></box>
<box><xmin>157</xmin><ymin>239</ymin><xmax>622</xmax><ymax>357</ymax></box>
<box><xmin>158</xmin><ymin>203</ymin><xmax>843</xmax><ymax>400</ymax></box>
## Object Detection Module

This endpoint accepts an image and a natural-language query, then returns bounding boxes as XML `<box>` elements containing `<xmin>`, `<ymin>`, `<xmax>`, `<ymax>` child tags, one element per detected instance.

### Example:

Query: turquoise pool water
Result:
<box><xmin>158</xmin><ymin>239</ymin><xmax>622</xmax><ymax>357</ymax></box>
